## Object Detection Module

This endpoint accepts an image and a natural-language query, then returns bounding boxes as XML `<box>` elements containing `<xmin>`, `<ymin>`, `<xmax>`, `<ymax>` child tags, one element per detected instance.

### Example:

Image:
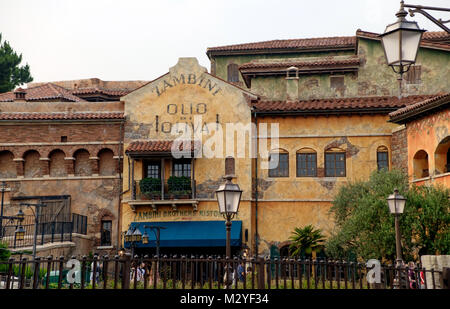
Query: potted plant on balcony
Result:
<box><xmin>140</xmin><ymin>178</ymin><xmax>162</xmax><ymax>200</ymax></box>
<box><xmin>167</xmin><ymin>176</ymin><xmax>191</xmax><ymax>199</ymax></box>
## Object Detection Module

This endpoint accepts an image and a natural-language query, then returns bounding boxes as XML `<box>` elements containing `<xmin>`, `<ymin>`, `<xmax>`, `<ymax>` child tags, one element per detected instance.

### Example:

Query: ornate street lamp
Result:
<box><xmin>216</xmin><ymin>175</ymin><xmax>242</xmax><ymax>259</ymax></box>
<box><xmin>380</xmin><ymin>1</ymin><xmax>425</xmax><ymax>97</ymax></box>
<box><xmin>387</xmin><ymin>188</ymin><xmax>407</xmax><ymax>288</ymax></box>
<box><xmin>14</xmin><ymin>225</ymin><xmax>25</xmax><ymax>241</ymax></box>
<box><xmin>216</xmin><ymin>174</ymin><xmax>242</xmax><ymax>290</ymax></box>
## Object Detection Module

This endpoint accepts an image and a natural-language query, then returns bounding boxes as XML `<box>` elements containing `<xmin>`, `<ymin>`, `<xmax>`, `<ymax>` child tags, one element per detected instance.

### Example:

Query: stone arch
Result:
<box><xmin>73</xmin><ymin>148</ymin><xmax>92</xmax><ymax>176</ymax></box>
<box><xmin>23</xmin><ymin>150</ymin><xmax>42</xmax><ymax>178</ymax></box>
<box><xmin>98</xmin><ymin>148</ymin><xmax>115</xmax><ymax>176</ymax></box>
<box><xmin>0</xmin><ymin>150</ymin><xmax>16</xmax><ymax>178</ymax></box>
<box><xmin>413</xmin><ymin>150</ymin><xmax>429</xmax><ymax>179</ymax></box>
<box><xmin>434</xmin><ymin>136</ymin><xmax>450</xmax><ymax>174</ymax></box>
<box><xmin>49</xmin><ymin>149</ymin><xmax>67</xmax><ymax>177</ymax></box>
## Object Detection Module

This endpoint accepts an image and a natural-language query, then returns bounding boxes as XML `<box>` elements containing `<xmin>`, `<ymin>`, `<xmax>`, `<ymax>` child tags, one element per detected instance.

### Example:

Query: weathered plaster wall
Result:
<box><xmin>121</xmin><ymin>58</ymin><xmax>257</xmax><ymax>249</ymax></box>
<box><xmin>213</xmin><ymin>39</ymin><xmax>450</xmax><ymax>101</ymax></box>
<box><xmin>407</xmin><ymin>108</ymin><xmax>450</xmax><ymax>185</ymax></box>
<box><xmin>3</xmin><ymin>178</ymin><xmax>120</xmax><ymax>251</ymax></box>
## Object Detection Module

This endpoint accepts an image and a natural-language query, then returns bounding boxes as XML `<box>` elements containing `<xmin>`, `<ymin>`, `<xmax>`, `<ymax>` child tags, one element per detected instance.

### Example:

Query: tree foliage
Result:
<box><xmin>325</xmin><ymin>169</ymin><xmax>450</xmax><ymax>262</ymax></box>
<box><xmin>0</xmin><ymin>33</ymin><xmax>33</xmax><ymax>93</ymax></box>
<box><xmin>289</xmin><ymin>224</ymin><xmax>325</xmax><ymax>257</ymax></box>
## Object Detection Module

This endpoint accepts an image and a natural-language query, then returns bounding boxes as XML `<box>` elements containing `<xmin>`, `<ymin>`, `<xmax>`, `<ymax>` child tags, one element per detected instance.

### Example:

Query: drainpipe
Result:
<box><xmin>116</xmin><ymin>121</ymin><xmax>127</xmax><ymax>254</ymax></box>
<box><xmin>253</xmin><ymin>110</ymin><xmax>259</xmax><ymax>257</ymax></box>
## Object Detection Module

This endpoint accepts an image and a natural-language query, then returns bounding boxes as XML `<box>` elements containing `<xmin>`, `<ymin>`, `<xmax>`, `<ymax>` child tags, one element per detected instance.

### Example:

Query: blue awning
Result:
<box><xmin>124</xmin><ymin>220</ymin><xmax>242</xmax><ymax>248</ymax></box>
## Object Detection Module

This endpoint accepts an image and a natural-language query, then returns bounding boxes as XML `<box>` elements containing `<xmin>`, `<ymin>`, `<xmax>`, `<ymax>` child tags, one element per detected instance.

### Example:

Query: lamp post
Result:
<box><xmin>142</xmin><ymin>225</ymin><xmax>166</xmax><ymax>258</ymax></box>
<box><xmin>124</xmin><ymin>226</ymin><xmax>142</xmax><ymax>258</ymax></box>
<box><xmin>387</xmin><ymin>188</ymin><xmax>407</xmax><ymax>288</ymax></box>
<box><xmin>380</xmin><ymin>1</ymin><xmax>425</xmax><ymax>97</ymax></box>
<box><xmin>19</xmin><ymin>203</ymin><xmax>47</xmax><ymax>260</ymax></box>
<box><xmin>216</xmin><ymin>174</ymin><xmax>242</xmax><ymax>289</ymax></box>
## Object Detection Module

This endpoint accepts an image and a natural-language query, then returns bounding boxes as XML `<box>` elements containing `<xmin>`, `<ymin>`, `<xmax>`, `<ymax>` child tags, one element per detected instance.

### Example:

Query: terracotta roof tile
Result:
<box><xmin>0</xmin><ymin>83</ymin><xmax>86</xmax><ymax>102</ymax></box>
<box><xmin>72</xmin><ymin>87</ymin><xmax>129</xmax><ymax>97</ymax></box>
<box><xmin>0</xmin><ymin>112</ymin><xmax>124</xmax><ymax>120</ymax></box>
<box><xmin>239</xmin><ymin>56</ymin><xmax>360</xmax><ymax>70</ymax></box>
<box><xmin>356</xmin><ymin>29</ymin><xmax>450</xmax><ymax>51</ymax></box>
<box><xmin>252</xmin><ymin>95</ymin><xmax>439</xmax><ymax>114</ymax></box>
<box><xmin>126</xmin><ymin>140</ymin><xmax>201</xmax><ymax>154</ymax></box>
<box><xmin>207</xmin><ymin>36</ymin><xmax>356</xmax><ymax>53</ymax></box>
<box><xmin>389</xmin><ymin>93</ymin><xmax>450</xmax><ymax>120</ymax></box>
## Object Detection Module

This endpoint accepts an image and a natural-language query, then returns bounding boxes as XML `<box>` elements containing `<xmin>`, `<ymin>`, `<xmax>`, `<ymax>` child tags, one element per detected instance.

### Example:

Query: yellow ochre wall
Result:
<box><xmin>119</xmin><ymin>57</ymin><xmax>401</xmax><ymax>256</ymax></box>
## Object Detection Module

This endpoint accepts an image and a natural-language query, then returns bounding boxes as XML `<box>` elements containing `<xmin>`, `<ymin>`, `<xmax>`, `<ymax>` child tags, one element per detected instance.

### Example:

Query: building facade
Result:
<box><xmin>0</xmin><ymin>30</ymin><xmax>448</xmax><ymax>258</ymax></box>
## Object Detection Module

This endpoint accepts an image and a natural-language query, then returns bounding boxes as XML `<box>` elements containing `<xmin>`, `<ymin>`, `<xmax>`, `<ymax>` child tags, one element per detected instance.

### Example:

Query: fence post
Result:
<box><xmin>257</xmin><ymin>257</ymin><xmax>265</xmax><ymax>289</ymax></box>
<box><xmin>32</xmin><ymin>256</ymin><xmax>41</xmax><ymax>289</ymax></box>
<box><xmin>121</xmin><ymin>253</ymin><xmax>131</xmax><ymax>289</ymax></box>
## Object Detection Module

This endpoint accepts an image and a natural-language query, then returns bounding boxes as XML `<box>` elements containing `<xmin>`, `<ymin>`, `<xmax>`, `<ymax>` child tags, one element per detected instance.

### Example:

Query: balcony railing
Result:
<box><xmin>133</xmin><ymin>177</ymin><xmax>196</xmax><ymax>200</ymax></box>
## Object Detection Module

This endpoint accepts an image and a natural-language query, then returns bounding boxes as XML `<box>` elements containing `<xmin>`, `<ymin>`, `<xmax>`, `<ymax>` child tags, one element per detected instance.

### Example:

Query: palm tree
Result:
<box><xmin>289</xmin><ymin>225</ymin><xmax>325</xmax><ymax>258</ymax></box>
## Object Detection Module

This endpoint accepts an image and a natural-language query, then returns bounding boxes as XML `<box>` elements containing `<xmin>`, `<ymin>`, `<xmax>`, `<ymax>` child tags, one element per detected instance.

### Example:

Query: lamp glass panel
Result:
<box><xmin>382</xmin><ymin>30</ymin><xmax>400</xmax><ymax>65</ymax></box>
<box><xmin>225</xmin><ymin>189</ymin><xmax>241</xmax><ymax>214</ymax></box>
<box><xmin>401</xmin><ymin>30</ymin><xmax>422</xmax><ymax>63</ymax></box>
<box><xmin>216</xmin><ymin>189</ymin><xmax>226</xmax><ymax>214</ymax></box>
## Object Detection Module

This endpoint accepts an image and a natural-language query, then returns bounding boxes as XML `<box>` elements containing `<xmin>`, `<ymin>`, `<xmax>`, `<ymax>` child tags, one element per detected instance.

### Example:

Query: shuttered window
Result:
<box><xmin>227</xmin><ymin>63</ymin><xmax>240</xmax><ymax>82</ymax></box>
<box><xmin>405</xmin><ymin>65</ymin><xmax>421</xmax><ymax>84</ymax></box>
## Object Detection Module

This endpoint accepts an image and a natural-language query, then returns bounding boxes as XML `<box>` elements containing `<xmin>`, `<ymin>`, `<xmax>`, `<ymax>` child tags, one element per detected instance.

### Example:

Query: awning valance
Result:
<box><xmin>124</xmin><ymin>220</ymin><xmax>242</xmax><ymax>248</ymax></box>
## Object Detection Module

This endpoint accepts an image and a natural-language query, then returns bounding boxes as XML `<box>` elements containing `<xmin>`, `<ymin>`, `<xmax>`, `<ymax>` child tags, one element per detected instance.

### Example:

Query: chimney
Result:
<box><xmin>14</xmin><ymin>88</ymin><xmax>27</xmax><ymax>102</ymax></box>
<box><xmin>286</xmin><ymin>66</ymin><xmax>299</xmax><ymax>101</ymax></box>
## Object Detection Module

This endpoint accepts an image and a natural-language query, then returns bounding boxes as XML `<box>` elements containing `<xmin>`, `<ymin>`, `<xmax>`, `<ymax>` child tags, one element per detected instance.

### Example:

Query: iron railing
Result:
<box><xmin>0</xmin><ymin>213</ymin><xmax>88</xmax><ymax>249</ymax></box>
<box><xmin>0</xmin><ymin>255</ymin><xmax>445</xmax><ymax>290</ymax></box>
<box><xmin>134</xmin><ymin>179</ymin><xmax>196</xmax><ymax>200</ymax></box>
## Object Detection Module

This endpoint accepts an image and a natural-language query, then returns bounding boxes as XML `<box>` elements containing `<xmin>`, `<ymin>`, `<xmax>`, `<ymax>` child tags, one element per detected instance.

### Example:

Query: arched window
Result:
<box><xmin>49</xmin><ymin>149</ymin><xmax>67</xmax><ymax>177</ymax></box>
<box><xmin>268</xmin><ymin>149</ymin><xmax>289</xmax><ymax>177</ymax></box>
<box><xmin>413</xmin><ymin>150</ymin><xmax>429</xmax><ymax>179</ymax></box>
<box><xmin>74</xmin><ymin>149</ymin><xmax>92</xmax><ymax>176</ymax></box>
<box><xmin>98</xmin><ymin>148</ymin><xmax>115</xmax><ymax>176</ymax></box>
<box><xmin>296</xmin><ymin>148</ymin><xmax>317</xmax><ymax>177</ymax></box>
<box><xmin>325</xmin><ymin>148</ymin><xmax>346</xmax><ymax>177</ymax></box>
<box><xmin>23</xmin><ymin>150</ymin><xmax>42</xmax><ymax>178</ymax></box>
<box><xmin>0</xmin><ymin>150</ymin><xmax>16</xmax><ymax>178</ymax></box>
<box><xmin>435</xmin><ymin>136</ymin><xmax>450</xmax><ymax>174</ymax></box>
<box><xmin>227</xmin><ymin>63</ymin><xmax>239</xmax><ymax>83</ymax></box>
<box><xmin>377</xmin><ymin>146</ymin><xmax>389</xmax><ymax>171</ymax></box>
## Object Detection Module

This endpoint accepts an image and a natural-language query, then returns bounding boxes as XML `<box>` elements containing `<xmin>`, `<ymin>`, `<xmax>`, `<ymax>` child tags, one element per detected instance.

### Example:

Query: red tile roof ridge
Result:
<box><xmin>389</xmin><ymin>92</ymin><xmax>450</xmax><ymax>118</ymax></box>
<box><xmin>0</xmin><ymin>111</ymin><xmax>124</xmax><ymax>120</ymax></box>
<box><xmin>207</xmin><ymin>36</ymin><xmax>356</xmax><ymax>52</ymax></box>
<box><xmin>253</xmin><ymin>94</ymin><xmax>440</xmax><ymax>113</ymax></box>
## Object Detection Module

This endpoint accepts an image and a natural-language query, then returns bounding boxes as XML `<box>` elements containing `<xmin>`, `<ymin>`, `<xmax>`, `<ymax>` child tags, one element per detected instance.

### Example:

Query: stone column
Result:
<box><xmin>113</xmin><ymin>156</ymin><xmax>123</xmax><ymax>174</ymax></box>
<box><xmin>39</xmin><ymin>157</ymin><xmax>50</xmax><ymax>177</ymax></box>
<box><xmin>89</xmin><ymin>157</ymin><xmax>99</xmax><ymax>176</ymax></box>
<box><xmin>64</xmin><ymin>157</ymin><xmax>75</xmax><ymax>176</ymax></box>
<box><xmin>13</xmin><ymin>158</ymin><xmax>24</xmax><ymax>178</ymax></box>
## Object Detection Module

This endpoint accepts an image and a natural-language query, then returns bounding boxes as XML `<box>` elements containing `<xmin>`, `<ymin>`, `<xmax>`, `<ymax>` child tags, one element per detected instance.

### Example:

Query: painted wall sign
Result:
<box><xmin>152</xmin><ymin>74</ymin><xmax>222</xmax><ymax>97</ymax></box>
<box><xmin>133</xmin><ymin>209</ymin><xmax>241</xmax><ymax>221</ymax></box>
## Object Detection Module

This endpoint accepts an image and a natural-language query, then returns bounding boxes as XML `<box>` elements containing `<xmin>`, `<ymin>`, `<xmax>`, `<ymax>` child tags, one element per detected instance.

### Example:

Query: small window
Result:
<box><xmin>269</xmin><ymin>153</ymin><xmax>289</xmax><ymax>177</ymax></box>
<box><xmin>173</xmin><ymin>159</ymin><xmax>191</xmax><ymax>177</ymax></box>
<box><xmin>61</xmin><ymin>136</ymin><xmax>67</xmax><ymax>142</ymax></box>
<box><xmin>377</xmin><ymin>147</ymin><xmax>389</xmax><ymax>171</ymax></box>
<box><xmin>100</xmin><ymin>220</ymin><xmax>112</xmax><ymax>246</ymax></box>
<box><xmin>325</xmin><ymin>152</ymin><xmax>346</xmax><ymax>177</ymax></box>
<box><xmin>227</xmin><ymin>63</ymin><xmax>239</xmax><ymax>83</ymax></box>
<box><xmin>297</xmin><ymin>153</ymin><xmax>317</xmax><ymax>177</ymax></box>
<box><xmin>145</xmin><ymin>162</ymin><xmax>161</xmax><ymax>179</ymax></box>
<box><xmin>405</xmin><ymin>65</ymin><xmax>421</xmax><ymax>84</ymax></box>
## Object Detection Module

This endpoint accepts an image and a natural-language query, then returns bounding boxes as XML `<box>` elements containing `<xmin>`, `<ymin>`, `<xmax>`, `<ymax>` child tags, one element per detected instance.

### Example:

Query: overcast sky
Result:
<box><xmin>0</xmin><ymin>0</ymin><xmax>448</xmax><ymax>84</ymax></box>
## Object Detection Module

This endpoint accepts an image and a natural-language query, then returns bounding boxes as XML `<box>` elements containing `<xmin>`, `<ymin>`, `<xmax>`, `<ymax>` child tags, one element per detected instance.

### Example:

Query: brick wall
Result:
<box><xmin>391</xmin><ymin>125</ymin><xmax>408</xmax><ymax>175</ymax></box>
